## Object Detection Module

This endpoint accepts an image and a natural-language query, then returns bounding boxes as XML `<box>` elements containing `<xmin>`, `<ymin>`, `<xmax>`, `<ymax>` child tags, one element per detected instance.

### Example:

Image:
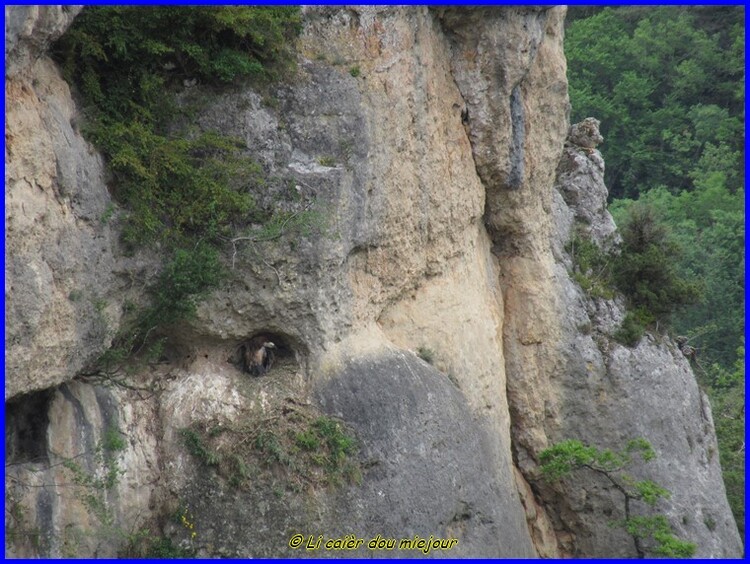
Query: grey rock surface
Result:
<box><xmin>5</xmin><ymin>5</ymin><xmax>82</xmax><ymax>79</ymax></box>
<box><xmin>4</xmin><ymin>5</ymin><xmax>741</xmax><ymax>560</ymax></box>
<box><xmin>555</xmin><ymin>119</ymin><xmax>617</xmax><ymax>247</ymax></box>
<box><xmin>515</xmin><ymin>120</ymin><xmax>744</xmax><ymax>557</ymax></box>
<box><xmin>314</xmin><ymin>351</ymin><xmax>536</xmax><ymax>557</ymax></box>
<box><xmin>165</xmin><ymin>351</ymin><xmax>535</xmax><ymax>558</ymax></box>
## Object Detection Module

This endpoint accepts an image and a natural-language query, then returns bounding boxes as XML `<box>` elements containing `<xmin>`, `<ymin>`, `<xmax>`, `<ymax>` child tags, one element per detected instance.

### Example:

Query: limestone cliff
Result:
<box><xmin>4</xmin><ymin>5</ymin><xmax>742</xmax><ymax>558</ymax></box>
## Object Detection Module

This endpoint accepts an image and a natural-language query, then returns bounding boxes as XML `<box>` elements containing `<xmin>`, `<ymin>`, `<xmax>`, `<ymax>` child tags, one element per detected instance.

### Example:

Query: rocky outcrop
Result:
<box><xmin>4</xmin><ymin>5</ymin><xmax>741</xmax><ymax>559</ymax></box>
<box><xmin>5</xmin><ymin>6</ymin><xmax>81</xmax><ymax>80</ymax></box>
<box><xmin>4</xmin><ymin>5</ymin><xmax>153</xmax><ymax>400</ymax></box>
<box><xmin>499</xmin><ymin>116</ymin><xmax>743</xmax><ymax>557</ymax></box>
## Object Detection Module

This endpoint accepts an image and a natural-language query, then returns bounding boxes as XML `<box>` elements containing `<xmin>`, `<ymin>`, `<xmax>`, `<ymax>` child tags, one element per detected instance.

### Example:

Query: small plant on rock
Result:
<box><xmin>416</xmin><ymin>346</ymin><xmax>435</xmax><ymax>365</ymax></box>
<box><xmin>180</xmin><ymin>409</ymin><xmax>361</xmax><ymax>492</ymax></box>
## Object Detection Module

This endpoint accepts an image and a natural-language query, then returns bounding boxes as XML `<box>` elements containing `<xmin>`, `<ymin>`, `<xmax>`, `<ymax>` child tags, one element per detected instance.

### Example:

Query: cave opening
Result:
<box><xmin>5</xmin><ymin>389</ymin><xmax>54</xmax><ymax>464</ymax></box>
<box><xmin>230</xmin><ymin>331</ymin><xmax>301</xmax><ymax>376</ymax></box>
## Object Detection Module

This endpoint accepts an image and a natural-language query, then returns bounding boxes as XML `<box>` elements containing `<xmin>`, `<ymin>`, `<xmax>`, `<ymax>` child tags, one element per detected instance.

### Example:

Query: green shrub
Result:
<box><xmin>55</xmin><ymin>7</ymin><xmax>301</xmax><ymax>119</ymax></box>
<box><xmin>181</xmin><ymin>412</ymin><xmax>360</xmax><ymax>492</ymax></box>
<box><xmin>295</xmin><ymin>429</ymin><xmax>320</xmax><ymax>451</ymax></box>
<box><xmin>52</xmin><ymin>7</ymin><xmax>303</xmax><ymax>362</ymax></box>
<box><xmin>416</xmin><ymin>347</ymin><xmax>435</xmax><ymax>364</ymax></box>
<box><xmin>54</xmin><ymin>7</ymin><xmax>301</xmax><ymax>247</ymax></box>
<box><xmin>349</xmin><ymin>66</ymin><xmax>361</xmax><ymax>77</ymax></box>
<box><xmin>613</xmin><ymin>203</ymin><xmax>701</xmax><ymax>320</ymax></box>
<box><xmin>146</xmin><ymin>537</ymin><xmax>195</xmax><ymax>558</ymax></box>
<box><xmin>566</xmin><ymin>232</ymin><xmax>616</xmax><ymax>299</ymax></box>
<box><xmin>312</xmin><ymin>417</ymin><xmax>357</xmax><ymax>471</ymax></box>
<box><xmin>97</xmin><ymin>128</ymin><xmax>261</xmax><ymax>247</ymax></box>
<box><xmin>102</xmin><ymin>426</ymin><xmax>127</xmax><ymax>453</ymax></box>
<box><xmin>180</xmin><ymin>429</ymin><xmax>220</xmax><ymax>467</ymax></box>
<box><xmin>614</xmin><ymin>307</ymin><xmax>654</xmax><ymax>347</ymax></box>
<box><xmin>142</xmin><ymin>243</ymin><xmax>224</xmax><ymax>328</ymax></box>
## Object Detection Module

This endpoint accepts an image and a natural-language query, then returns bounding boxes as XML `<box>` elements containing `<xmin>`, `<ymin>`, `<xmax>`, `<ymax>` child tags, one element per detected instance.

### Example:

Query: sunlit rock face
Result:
<box><xmin>5</xmin><ymin>5</ymin><xmax>740</xmax><ymax>558</ymax></box>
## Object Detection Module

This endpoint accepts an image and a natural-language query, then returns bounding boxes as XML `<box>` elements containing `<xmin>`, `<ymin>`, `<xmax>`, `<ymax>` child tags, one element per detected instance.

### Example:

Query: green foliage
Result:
<box><xmin>702</xmin><ymin>346</ymin><xmax>745</xmax><ymax>533</ymax></box>
<box><xmin>539</xmin><ymin>438</ymin><xmax>656</xmax><ymax>481</ymax></box>
<box><xmin>566</xmin><ymin>233</ymin><xmax>615</xmax><ymax>299</ymax></box>
<box><xmin>625</xmin><ymin>516</ymin><xmax>696</xmax><ymax>557</ymax></box>
<box><xmin>565</xmin><ymin>208</ymin><xmax>698</xmax><ymax>347</ymax></box>
<box><xmin>613</xmin><ymin>308</ymin><xmax>653</xmax><ymax>347</ymax></box>
<box><xmin>94</xmin><ymin>243</ymin><xmax>224</xmax><ymax>369</ymax></box>
<box><xmin>610</xmin><ymin>184</ymin><xmax>744</xmax><ymax>370</ymax></box>
<box><xmin>60</xmin><ymin>427</ymin><xmax>127</xmax><ymax>529</ymax></box>
<box><xmin>102</xmin><ymin>426</ymin><xmax>127</xmax><ymax>454</ymax></box>
<box><xmin>181</xmin><ymin>412</ymin><xmax>360</xmax><ymax>492</ymax></box>
<box><xmin>142</xmin><ymin>243</ymin><xmax>224</xmax><ymax>328</ymax></box>
<box><xmin>146</xmin><ymin>537</ymin><xmax>195</xmax><ymax>558</ymax></box>
<box><xmin>632</xmin><ymin>479</ymin><xmax>670</xmax><ymax>506</ymax></box>
<box><xmin>180</xmin><ymin>429</ymin><xmax>220</xmax><ymax>467</ymax></box>
<box><xmin>540</xmin><ymin>438</ymin><xmax>693</xmax><ymax>558</ymax></box>
<box><xmin>416</xmin><ymin>346</ymin><xmax>435</xmax><ymax>365</ymax></box>
<box><xmin>612</xmin><ymin>203</ymin><xmax>701</xmax><ymax>322</ymax></box>
<box><xmin>5</xmin><ymin>494</ymin><xmax>44</xmax><ymax>554</ymax></box>
<box><xmin>318</xmin><ymin>155</ymin><xmax>336</xmax><ymax>167</ymax></box>
<box><xmin>250</xmin><ymin>206</ymin><xmax>328</xmax><ymax>244</ymax></box>
<box><xmin>97</xmin><ymin>128</ymin><xmax>261</xmax><ymax>247</ymax></box>
<box><xmin>255</xmin><ymin>429</ymin><xmax>291</xmax><ymax>467</ymax></box>
<box><xmin>54</xmin><ymin>6</ymin><xmax>300</xmax><ymax>248</ymax></box>
<box><xmin>52</xmin><ymin>7</ymin><xmax>302</xmax><ymax>362</ymax></box>
<box><xmin>312</xmin><ymin>417</ymin><xmax>357</xmax><ymax>472</ymax></box>
<box><xmin>565</xmin><ymin>6</ymin><xmax>743</xmax><ymax>200</ymax></box>
<box><xmin>567</xmin><ymin>5</ymin><xmax>743</xmax><ymax>362</ymax></box>
<box><xmin>349</xmin><ymin>65</ymin><xmax>361</xmax><ymax>77</ymax></box>
<box><xmin>294</xmin><ymin>429</ymin><xmax>321</xmax><ymax>451</ymax></box>
<box><xmin>55</xmin><ymin>7</ymin><xmax>300</xmax><ymax>118</ymax></box>
<box><xmin>539</xmin><ymin>440</ymin><xmax>600</xmax><ymax>480</ymax></box>
<box><xmin>608</xmin><ymin>169</ymin><xmax>744</xmax><ymax>536</ymax></box>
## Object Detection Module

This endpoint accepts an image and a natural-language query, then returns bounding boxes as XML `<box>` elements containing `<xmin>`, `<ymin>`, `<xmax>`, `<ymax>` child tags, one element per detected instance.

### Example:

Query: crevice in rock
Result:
<box><xmin>508</xmin><ymin>84</ymin><xmax>525</xmax><ymax>190</ymax></box>
<box><xmin>5</xmin><ymin>388</ymin><xmax>54</xmax><ymax>465</ymax></box>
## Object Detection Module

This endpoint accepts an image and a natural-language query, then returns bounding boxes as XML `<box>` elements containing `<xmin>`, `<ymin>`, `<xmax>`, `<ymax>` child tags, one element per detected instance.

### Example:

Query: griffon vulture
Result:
<box><xmin>241</xmin><ymin>336</ymin><xmax>276</xmax><ymax>376</ymax></box>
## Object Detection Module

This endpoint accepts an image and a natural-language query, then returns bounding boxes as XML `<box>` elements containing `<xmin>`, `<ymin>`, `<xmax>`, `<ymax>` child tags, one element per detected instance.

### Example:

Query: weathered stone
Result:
<box><xmin>555</xmin><ymin>119</ymin><xmax>618</xmax><ymax>248</ymax></box>
<box><xmin>4</xmin><ymin>5</ymin><xmax>741</xmax><ymax>560</ymax></box>
<box><xmin>5</xmin><ymin>5</ymin><xmax>82</xmax><ymax>80</ymax></box>
<box><xmin>500</xmin><ymin>109</ymin><xmax>743</xmax><ymax>557</ymax></box>
<box><xmin>567</xmin><ymin>117</ymin><xmax>603</xmax><ymax>149</ymax></box>
<box><xmin>4</xmin><ymin>6</ymin><xmax>131</xmax><ymax>400</ymax></box>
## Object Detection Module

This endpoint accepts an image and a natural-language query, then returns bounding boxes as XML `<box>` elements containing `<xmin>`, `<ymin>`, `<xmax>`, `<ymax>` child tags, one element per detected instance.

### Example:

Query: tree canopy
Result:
<box><xmin>566</xmin><ymin>6</ymin><xmax>744</xmax><ymax>200</ymax></box>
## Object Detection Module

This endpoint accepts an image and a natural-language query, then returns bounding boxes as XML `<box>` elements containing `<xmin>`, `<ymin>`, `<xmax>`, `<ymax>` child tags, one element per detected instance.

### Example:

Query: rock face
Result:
<box><xmin>4</xmin><ymin>5</ymin><xmax>153</xmax><ymax>400</ymax></box>
<box><xmin>4</xmin><ymin>5</ymin><xmax>741</xmax><ymax>559</ymax></box>
<box><xmin>526</xmin><ymin>119</ymin><xmax>742</xmax><ymax>557</ymax></box>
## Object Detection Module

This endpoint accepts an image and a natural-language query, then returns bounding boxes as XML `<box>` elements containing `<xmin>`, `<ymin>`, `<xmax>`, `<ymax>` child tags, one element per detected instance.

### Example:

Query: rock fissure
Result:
<box><xmin>5</xmin><ymin>5</ymin><xmax>741</xmax><ymax>559</ymax></box>
<box><xmin>508</xmin><ymin>84</ymin><xmax>525</xmax><ymax>190</ymax></box>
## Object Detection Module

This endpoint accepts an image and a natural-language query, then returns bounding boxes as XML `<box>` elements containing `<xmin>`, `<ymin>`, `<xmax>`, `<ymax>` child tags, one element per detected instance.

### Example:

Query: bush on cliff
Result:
<box><xmin>52</xmin><ymin>6</ymin><xmax>302</xmax><ymax>352</ymax></box>
<box><xmin>54</xmin><ymin>6</ymin><xmax>301</xmax><ymax>248</ymax></box>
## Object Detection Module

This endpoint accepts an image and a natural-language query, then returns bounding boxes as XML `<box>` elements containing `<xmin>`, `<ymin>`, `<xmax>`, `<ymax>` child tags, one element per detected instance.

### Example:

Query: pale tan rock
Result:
<box><xmin>5</xmin><ymin>5</ymin><xmax>741</xmax><ymax>559</ymax></box>
<box><xmin>5</xmin><ymin>15</ymin><xmax>122</xmax><ymax>400</ymax></box>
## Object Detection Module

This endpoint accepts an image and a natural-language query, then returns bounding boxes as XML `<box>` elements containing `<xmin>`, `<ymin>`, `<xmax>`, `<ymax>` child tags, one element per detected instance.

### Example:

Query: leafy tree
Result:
<box><xmin>610</xmin><ymin>184</ymin><xmax>743</xmax><ymax>370</ymax></box>
<box><xmin>540</xmin><ymin>439</ymin><xmax>696</xmax><ymax>558</ymax></box>
<box><xmin>566</xmin><ymin>6</ymin><xmax>744</xmax><ymax>200</ymax></box>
